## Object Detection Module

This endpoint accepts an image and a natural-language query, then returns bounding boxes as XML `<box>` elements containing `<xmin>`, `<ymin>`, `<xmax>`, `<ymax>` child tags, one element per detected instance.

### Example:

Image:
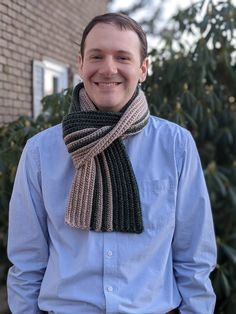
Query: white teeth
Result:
<box><xmin>96</xmin><ymin>82</ymin><xmax>119</xmax><ymax>86</ymax></box>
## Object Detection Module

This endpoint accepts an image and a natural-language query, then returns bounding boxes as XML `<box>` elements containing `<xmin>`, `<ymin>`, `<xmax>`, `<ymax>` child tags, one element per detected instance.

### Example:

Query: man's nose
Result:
<box><xmin>99</xmin><ymin>56</ymin><xmax>117</xmax><ymax>75</ymax></box>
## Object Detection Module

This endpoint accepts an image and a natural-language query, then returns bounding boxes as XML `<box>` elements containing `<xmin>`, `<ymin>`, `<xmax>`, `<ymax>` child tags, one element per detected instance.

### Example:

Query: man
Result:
<box><xmin>7</xmin><ymin>13</ymin><xmax>216</xmax><ymax>314</ymax></box>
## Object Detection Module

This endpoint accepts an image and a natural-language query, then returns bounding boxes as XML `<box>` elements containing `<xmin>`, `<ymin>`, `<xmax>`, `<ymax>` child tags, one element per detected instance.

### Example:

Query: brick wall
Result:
<box><xmin>0</xmin><ymin>0</ymin><xmax>107</xmax><ymax>124</ymax></box>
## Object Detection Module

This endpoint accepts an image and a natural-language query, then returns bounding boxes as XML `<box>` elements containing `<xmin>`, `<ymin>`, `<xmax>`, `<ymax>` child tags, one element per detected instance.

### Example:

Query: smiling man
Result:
<box><xmin>7</xmin><ymin>13</ymin><xmax>216</xmax><ymax>314</ymax></box>
<box><xmin>78</xmin><ymin>22</ymin><xmax>148</xmax><ymax>112</ymax></box>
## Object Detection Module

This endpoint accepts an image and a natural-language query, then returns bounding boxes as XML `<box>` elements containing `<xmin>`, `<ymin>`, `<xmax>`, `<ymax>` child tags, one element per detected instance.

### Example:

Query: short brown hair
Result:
<box><xmin>80</xmin><ymin>13</ymin><xmax>147</xmax><ymax>63</ymax></box>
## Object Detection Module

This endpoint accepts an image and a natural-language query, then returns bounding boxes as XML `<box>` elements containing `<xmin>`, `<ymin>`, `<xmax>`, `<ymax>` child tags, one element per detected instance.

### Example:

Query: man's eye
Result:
<box><xmin>89</xmin><ymin>55</ymin><xmax>102</xmax><ymax>60</ymax></box>
<box><xmin>118</xmin><ymin>56</ymin><xmax>129</xmax><ymax>60</ymax></box>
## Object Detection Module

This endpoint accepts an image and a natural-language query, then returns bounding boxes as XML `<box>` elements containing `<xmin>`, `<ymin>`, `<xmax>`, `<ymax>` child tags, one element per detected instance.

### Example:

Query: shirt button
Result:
<box><xmin>107</xmin><ymin>250</ymin><xmax>113</xmax><ymax>257</ymax></box>
<box><xmin>107</xmin><ymin>286</ymin><xmax>113</xmax><ymax>292</ymax></box>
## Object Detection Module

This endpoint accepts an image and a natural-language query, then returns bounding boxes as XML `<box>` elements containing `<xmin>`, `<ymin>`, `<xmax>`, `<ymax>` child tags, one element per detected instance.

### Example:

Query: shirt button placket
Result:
<box><xmin>103</xmin><ymin>233</ymin><xmax>118</xmax><ymax>313</ymax></box>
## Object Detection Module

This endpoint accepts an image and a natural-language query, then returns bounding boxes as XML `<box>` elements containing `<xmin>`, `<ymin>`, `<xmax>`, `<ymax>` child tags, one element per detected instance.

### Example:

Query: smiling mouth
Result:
<box><xmin>94</xmin><ymin>82</ymin><xmax>122</xmax><ymax>87</ymax></box>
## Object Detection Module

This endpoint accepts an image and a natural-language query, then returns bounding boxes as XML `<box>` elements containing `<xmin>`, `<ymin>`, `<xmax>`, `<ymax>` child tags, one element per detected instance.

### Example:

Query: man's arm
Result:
<box><xmin>172</xmin><ymin>132</ymin><xmax>217</xmax><ymax>314</ymax></box>
<box><xmin>7</xmin><ymin>140</ymin><xmax>49</xmax><ymax>314</ymax></box>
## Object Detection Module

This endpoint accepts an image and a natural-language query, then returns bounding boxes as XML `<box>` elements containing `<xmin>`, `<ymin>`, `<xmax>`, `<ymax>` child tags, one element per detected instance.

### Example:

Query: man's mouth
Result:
<box><xmin>94</xmin><ymin>82</ymin><xmax>122</xmax><ymax>87</ymax></box>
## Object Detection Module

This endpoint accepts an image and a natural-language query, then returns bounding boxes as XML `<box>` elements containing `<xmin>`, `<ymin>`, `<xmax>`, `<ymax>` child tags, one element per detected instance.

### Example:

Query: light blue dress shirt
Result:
<box><xmin>7</xmin><ymin>116</ymin><xmax>217</xmax><ymax>314</ymax></box>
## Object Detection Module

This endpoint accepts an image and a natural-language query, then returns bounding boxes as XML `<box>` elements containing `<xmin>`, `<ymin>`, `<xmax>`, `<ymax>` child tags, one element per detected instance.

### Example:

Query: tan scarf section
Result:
<box><xmin>63</xmin><ymin>84</ymin><xmax>150</xmax><ymax>232</ymax></box>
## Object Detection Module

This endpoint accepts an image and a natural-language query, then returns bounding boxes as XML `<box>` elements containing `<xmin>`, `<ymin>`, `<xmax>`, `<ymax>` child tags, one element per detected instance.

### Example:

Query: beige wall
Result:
<box><xmin>0</xmin><ymin>0</ymin><xmax>107</xmax><ymax>124</ymax></box>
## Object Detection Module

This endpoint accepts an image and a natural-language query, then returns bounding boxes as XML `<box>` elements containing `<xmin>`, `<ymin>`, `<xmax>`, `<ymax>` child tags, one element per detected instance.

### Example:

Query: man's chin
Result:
<box><xmin>95</xmin><ymin>99</ymin><xmax>123</xmax><ymax>112</ymax></box>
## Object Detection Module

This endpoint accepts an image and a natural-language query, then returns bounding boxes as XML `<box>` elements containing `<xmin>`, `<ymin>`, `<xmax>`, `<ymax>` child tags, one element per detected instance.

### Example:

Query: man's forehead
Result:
<box><xmin>85</xmin><ymin>23</ymin><xmax>139</xmax><ymax>41</ymax></box>
<box><xmin>84</xmin><ymin>24</ymin><xmax>141</xmax><ymax>53</ymax></box>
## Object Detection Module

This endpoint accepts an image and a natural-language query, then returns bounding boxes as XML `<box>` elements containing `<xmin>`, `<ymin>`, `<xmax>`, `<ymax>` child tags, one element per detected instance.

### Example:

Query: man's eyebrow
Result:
<box><xmin>86</xmin><ymin>49</ymin><xmax>133</xmax><ymax>55</ymax></box>
<box><xmin>87</xmin><ymin>49</ymin><xmax>102</xmax><ymax>53</ymax></box>
<box><xmin>116</xmin><ymin>50</ymin><xmax>133</xmax><ymax>56</ymax></box>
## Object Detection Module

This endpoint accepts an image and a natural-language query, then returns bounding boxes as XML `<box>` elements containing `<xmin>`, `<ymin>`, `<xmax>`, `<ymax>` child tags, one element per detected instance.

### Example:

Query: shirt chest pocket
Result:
<box><xmin>137</xmin><ymin>179</ymin><xmax>175</xmax><ymax>231</ymax></box>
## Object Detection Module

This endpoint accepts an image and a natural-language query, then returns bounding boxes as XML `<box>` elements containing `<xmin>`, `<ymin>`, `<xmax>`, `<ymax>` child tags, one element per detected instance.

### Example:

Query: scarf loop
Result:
<box><xmin>62</xmin><ymin>83</ymin><xmax>149</xmax><ymax>233</ymax></box>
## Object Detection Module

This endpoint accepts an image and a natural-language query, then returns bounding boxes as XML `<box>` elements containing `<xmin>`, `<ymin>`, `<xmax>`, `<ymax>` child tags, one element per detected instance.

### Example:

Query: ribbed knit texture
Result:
<box><xmin>62</xmin><ymin>83</ymin><xmax>149</xmax><ymax>233</ymax></box>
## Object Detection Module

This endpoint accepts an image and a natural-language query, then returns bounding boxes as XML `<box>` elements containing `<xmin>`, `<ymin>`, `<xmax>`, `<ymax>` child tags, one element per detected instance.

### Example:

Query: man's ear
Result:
<box><xmin>78</xmin><ymin>54</ymin><xmax>83</xmax><ymax>78</ymax></box>
<box><xmin>139</xmin><ymin>57</ymin><xmax>149</xmax><ymax>83</ymax></box>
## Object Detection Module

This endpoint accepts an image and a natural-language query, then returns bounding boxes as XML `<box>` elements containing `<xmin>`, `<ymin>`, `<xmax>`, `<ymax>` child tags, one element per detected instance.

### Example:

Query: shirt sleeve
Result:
<box><xmin>7</xmin><ymin>139</ymin><xmax>49</xmax><ymax>314</ymax></box>
<box><xmin>172</xmin><ymin>131</ymin><xmax>217</xmax><ymax>314</ymax></box>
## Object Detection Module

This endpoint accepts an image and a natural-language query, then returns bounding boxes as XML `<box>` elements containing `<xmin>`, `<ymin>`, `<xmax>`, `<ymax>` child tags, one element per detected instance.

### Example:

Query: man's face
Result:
<box><xmin>78</xmin><ymin>23</ymin><xmax>148</xmax><ymax>112</ymax></box>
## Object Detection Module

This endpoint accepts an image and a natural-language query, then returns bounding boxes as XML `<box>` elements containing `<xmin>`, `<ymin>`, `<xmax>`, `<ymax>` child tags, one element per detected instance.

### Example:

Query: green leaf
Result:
<box><xmin>221</xmin><ymin>243</ymin><xmax>236</xmax><ymax>264</ymax></box>
<box><xmin>220</xmin><ymin>270</ymin><xmax>231</xmax><ymax>298</ymax></box>
<box><xmin>213</xmin><ymin>268</ymin><xmax>231</xmax><ymax>299</ymax></box>
<box><xmin>228</xmin><ymin>187</ymin><xmax>236</xmax><ymax>207</ymax></box>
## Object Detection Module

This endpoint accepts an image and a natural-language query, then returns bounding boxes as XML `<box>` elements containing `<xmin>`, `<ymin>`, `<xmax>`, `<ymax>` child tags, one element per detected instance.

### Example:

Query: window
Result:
<box><xmin>73</xmin><ymin>73</ymin><xmax>82</xmax><ymax>87</ymax></box>
<box><xmin>33</xmin><ymin>59</ymin><xmax>68</xmax><ymax>118</ymax></box>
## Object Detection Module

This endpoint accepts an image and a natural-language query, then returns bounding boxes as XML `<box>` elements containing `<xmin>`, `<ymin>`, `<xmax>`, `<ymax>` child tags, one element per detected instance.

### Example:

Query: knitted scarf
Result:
<box><xmin>62</xmin><ymin>83</ymin><xmax>149</xmax><ymax>233</ymax></box>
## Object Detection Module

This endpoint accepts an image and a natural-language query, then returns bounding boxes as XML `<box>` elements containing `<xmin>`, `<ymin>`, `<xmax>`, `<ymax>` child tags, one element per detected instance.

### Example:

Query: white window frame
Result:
<box><xmin>73</xmin><ymin>73</ymin><xmax>82</xmax><ymax>87</ymax></box>
<box><xmin>33</xmin><ymin>59</ymin><xmax>69</xmax><ymax>118</ymax></box>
